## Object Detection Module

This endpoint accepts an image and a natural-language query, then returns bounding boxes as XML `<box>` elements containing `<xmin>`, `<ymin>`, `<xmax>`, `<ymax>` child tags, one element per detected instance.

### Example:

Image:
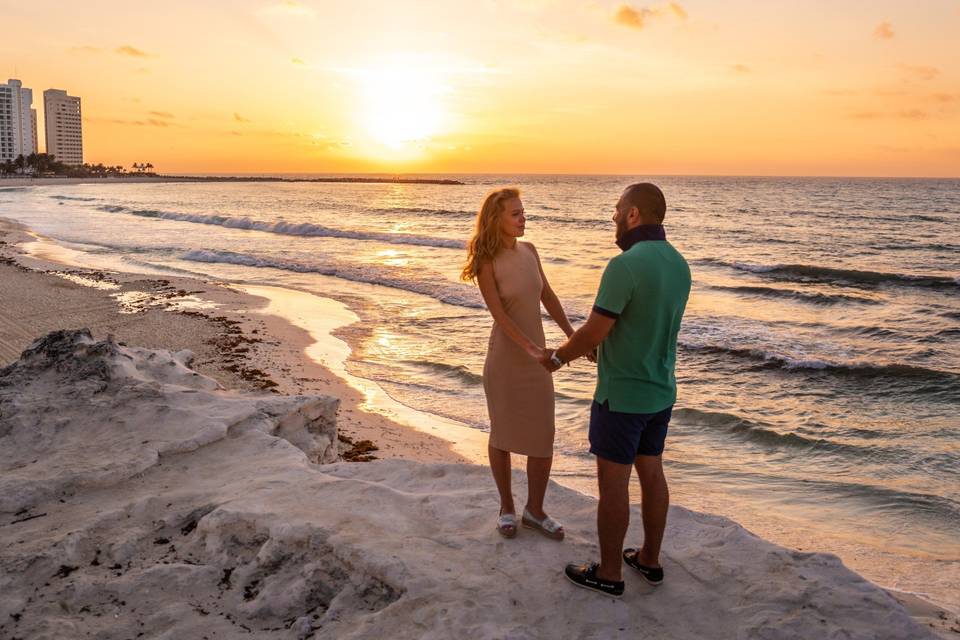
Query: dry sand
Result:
<box><xmin>1</xmin><ymin>217</ymin><xmax>957</xmax><ymax>639</ymax></box>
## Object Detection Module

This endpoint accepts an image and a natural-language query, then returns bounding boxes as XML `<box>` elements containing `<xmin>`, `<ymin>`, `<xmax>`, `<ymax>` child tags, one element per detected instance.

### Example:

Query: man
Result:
<box><xmin>541</xmin><ymin>182</ymin><xmax>690</xmax><ymax>598</ymax></box>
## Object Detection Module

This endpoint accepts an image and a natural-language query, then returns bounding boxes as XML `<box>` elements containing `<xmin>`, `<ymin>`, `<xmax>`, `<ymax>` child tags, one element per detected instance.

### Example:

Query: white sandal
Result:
<box><xmin>522</xmin><ymin>508</ymin><xmax>564</xmax><ymax>541</ymax></box>
<box><xmin>497</xmin><ymin>512</ymin><xmax>518</xmax><ymax>538</ymax></box>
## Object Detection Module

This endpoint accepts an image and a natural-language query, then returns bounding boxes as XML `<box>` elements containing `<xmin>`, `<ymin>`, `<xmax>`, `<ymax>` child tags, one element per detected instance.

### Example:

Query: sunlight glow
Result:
<box><xmin>353</xmin><ymin>56</ymin><xmax>451</xmax><ymax>152</ymax></box>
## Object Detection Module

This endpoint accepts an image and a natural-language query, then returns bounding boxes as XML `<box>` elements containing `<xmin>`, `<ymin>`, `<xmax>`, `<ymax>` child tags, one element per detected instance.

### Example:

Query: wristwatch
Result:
<box><xmin>550</xmin><ymin>351</ymin><xmax>566</xmax><ymax>368</ymax></box>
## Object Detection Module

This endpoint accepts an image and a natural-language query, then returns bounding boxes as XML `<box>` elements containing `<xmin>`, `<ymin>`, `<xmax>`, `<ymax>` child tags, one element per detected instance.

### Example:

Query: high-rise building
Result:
<box><xmin>44</xmin><ymin>88</ymin><xmax>83</xmax><ymax>165</ymax></box>
<box><xmin>0</xmin><ymin>78</ymin><xmax>38</xmax><ymax>162</ymax></box>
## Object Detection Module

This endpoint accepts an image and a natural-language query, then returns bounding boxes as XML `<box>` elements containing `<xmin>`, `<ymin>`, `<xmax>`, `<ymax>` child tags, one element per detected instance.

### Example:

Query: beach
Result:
<box><xmin>1</xmin><ymin>196</ymin><xmax>958</xmax><ymax>638</ymax></box>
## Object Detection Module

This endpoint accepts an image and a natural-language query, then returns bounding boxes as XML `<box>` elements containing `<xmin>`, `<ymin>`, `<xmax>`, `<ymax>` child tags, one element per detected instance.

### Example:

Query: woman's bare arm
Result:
<box><xmin>528</xmin><ymin>243</ymin><xmax>574</xmax><ymax>338</ymax></box>
<box><xmin>477</xmin><ymin>260</ymin><xmax>545</xmax><ymax>360</ymax></box>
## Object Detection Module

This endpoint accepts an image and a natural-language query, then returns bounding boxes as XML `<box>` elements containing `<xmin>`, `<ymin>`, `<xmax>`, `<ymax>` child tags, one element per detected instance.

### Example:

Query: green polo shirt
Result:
<box><xmin>592</xmin><ymin>225</ymin><xmax>691</xmax><ymax>414</ymax></box>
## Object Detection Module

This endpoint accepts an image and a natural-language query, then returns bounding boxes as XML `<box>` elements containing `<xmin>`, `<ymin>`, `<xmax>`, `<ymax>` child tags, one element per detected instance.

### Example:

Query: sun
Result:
<box><xmin>354</xmin><ymin>56</ymin><xmax>451</xmax><ymax>152</ymax></box>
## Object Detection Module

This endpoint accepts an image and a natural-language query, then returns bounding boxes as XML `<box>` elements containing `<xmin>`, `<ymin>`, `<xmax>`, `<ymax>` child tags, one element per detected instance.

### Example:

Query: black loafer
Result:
<box><xmin>564</xmin><ymin>562</ymin><xmax>624</xmax><ymax>598</ymax></box>
<box><xmin>623</xmin><ymin>548</ymin><xmax>664</xmax><ymax>585</ymax></box>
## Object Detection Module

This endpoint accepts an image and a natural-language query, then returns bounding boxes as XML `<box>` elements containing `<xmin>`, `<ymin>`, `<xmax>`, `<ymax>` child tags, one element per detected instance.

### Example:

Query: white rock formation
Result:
<box><xmin>0</xmin><ymin>331</ymin><xmax>936</xmax><ymax>639</ymax></box>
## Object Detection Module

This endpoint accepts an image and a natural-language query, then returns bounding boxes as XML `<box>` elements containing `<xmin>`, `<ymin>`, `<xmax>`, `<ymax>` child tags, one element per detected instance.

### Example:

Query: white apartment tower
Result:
<box><xmin>44</xmin><ymin>88</ymin><xmax>83</xmax><ymax>165</ymax></box>
<box><xmin>0</xmin><ymin>78</ymin><xmax>39</xmax><ymax>162</ymax></box>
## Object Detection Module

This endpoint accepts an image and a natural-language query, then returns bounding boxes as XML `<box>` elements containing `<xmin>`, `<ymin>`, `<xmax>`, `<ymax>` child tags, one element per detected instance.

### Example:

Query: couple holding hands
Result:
<box><xmin>461</xmin><ymin>182</ymin><xmax>691</xmax><ymax>597</ymax></box>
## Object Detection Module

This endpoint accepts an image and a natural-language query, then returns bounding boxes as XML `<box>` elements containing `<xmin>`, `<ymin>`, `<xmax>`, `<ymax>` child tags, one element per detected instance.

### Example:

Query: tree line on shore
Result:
<box><xmin>0</xmin><ymin>153</ymin><xmax>155</xmax><ymax>178</ymax></box>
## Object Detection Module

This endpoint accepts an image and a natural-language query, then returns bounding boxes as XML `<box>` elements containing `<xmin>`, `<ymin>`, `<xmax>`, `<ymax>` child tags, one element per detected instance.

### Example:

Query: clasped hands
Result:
<box><xmin>533</xmin><ymin>346</ymin><xmax>597</xmax><ymax>373</ymax></box>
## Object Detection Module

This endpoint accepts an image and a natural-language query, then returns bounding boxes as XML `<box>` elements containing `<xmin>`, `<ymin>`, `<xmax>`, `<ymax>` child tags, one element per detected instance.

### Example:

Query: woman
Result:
<box><xmin>462</xmin><ymin>187</ymin><xmax>574</xmax><ymax>540</ymax></box>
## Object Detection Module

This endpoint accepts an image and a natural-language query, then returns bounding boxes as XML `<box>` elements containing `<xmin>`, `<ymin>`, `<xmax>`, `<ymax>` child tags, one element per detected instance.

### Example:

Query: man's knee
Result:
<box><xmin>597</xmin><ymin>456</ymin><xmax>633</xmax><ymax>492</ymax></box>
<box><xmin>634</xmin><ymin>455</ymin><xmax>665</xmax><ymax>482</ymax></box>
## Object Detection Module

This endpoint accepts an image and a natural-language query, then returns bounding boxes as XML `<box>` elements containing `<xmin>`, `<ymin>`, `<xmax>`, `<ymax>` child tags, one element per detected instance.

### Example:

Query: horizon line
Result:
<box><xmin>167</xmin><ymin>171</ymin><xmax>960</xmax><ymax>181</ymax></box>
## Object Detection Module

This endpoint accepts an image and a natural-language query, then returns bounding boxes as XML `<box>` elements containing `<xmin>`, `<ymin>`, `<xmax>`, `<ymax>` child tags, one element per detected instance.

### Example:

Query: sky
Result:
<box><xmin>2</xmin><ymin>0</ymin><xmax>959</xmax><ymax>176</ymax></box>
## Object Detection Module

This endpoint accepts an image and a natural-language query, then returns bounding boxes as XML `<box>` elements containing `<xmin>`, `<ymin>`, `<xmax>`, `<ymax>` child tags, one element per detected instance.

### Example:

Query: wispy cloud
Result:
<box><xmin>88</xmin><ymin>117</ymin><xmax>177</xmax><ymax>128</ymax></box>
<box><xmin>874</xmin><ymin>21</ymin><xmax>894</xmax><ymax>40</ymax></box>
<box><xmin>291</xmin><ymin>57</ymin><xmax>306</xmax><ymax>65</ymax></box>
<box><xmin>259</xmin><ymin>1</ymin><xmax>315</xmax><ymax>17</ymax></box>
<box><xmin>70</xmin><ymin>45</ymin><xmax>103</xmax><ymax>54</ymax></box>
<box><xmin>149</xmin><ymin>111</ymin><xmax>174</xmax><ymax>119</ymax></box>
<box><xmin>731</xmin><ymin>64</ymin><xmax>750</xmax><ymax>74</ymax></box>
<box><xmin>614</xmin><ymin>3</ymin><xmax>687</xmax><ymax>30</ymax></box>
<box><xmin>897</xmin><ymin>109</ymin><xmax>928</xmax><ymax>120</ymax></box>
<box><xmin>669</xmin><ymin>2</ymin><xmax>687</xmax><ymax>19</ymax></box>
<box><xmin>116</xmin><ymin>45</ymin><xmax>150</xmax><ymax>58</ymax></box>
<box><xmin>898</xmin><ymin>64</ymin><xmax>939</xmax><ymax>81</ymax></box>
<box><xmin>234</xmin><ymin>113</ymin><xmax>251</xmax><ymax>123</ymax></box>
<box><xmin>847</xmin><ymin>109</ymin><xmax>932</xmax><ymax>121</ymax></box>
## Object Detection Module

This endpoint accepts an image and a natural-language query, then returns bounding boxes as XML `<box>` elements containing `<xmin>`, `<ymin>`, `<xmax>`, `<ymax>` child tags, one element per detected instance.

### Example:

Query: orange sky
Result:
<box><xmin>2</xmin><ymin>0</ymin><xmax>958</xmax><ymax>176</ymax></box>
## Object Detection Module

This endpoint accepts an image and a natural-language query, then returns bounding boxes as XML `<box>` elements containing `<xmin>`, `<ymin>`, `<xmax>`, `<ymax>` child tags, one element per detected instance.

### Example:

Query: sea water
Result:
<box><xmin>1</xmin><ymin>175</ymin><xmax>957</xmax><ymax>608</ymax></box>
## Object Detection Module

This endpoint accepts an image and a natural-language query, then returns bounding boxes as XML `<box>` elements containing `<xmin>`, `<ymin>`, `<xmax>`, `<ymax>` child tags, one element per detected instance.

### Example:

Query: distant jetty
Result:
<box><xmin>162</xmin><ymin>175</ymin><xmax>466</xmax><ymax>185</ymax></box>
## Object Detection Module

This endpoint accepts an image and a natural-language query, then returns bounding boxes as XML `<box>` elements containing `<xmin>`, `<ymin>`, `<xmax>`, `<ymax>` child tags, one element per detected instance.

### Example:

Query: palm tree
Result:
<box><xmin>145</xmin><ymin>162</ymin><xmax>154</xmax><ymax>174</ymax></box>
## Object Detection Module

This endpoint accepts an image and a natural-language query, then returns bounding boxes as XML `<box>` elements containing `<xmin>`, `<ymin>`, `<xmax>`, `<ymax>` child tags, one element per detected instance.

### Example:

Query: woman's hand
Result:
<box><xmin>527</xmin><ymin>343</ymin><xmax>546</xmax><ymax>361</ymax></box>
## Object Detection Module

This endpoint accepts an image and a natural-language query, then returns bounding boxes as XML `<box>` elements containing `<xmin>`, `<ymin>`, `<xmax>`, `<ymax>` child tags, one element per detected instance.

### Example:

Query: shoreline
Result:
<box><xmin>0</xmin><ymin>217</ymin><xmax>468</xmax><ymax>465</ymax></box>
<box><xmin>1</xmin><ymin>217</ymin><xmax>957</xmax><ymax>636</ymax></box>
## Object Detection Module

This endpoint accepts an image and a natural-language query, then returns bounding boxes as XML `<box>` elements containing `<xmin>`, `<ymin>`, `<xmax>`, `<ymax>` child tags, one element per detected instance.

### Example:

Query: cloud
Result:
<box><xmin>70</xmin><ymin>45</ymin><xmax>103</xmax><ymax>54</ymax></box>
<box><xmin>731</xmin><ymin>64</ymin><xmax>750</xmax><ymax>74</ymax></box>
<box><xmin>149</xmin><ymin>111</ymin><xmax>174</xmax><ymax>119</ymax></box>
<box><xmin>87</xmin><ymin>117</ymin><xmax>175</xmax><ymax>128</ymax></box>
<box><xmin>822</xmin><ymin>89</ymin><xmax>860</xmax><ymax>97</ymax></box>
<box><xmin>899</xmin><ymin>64</ymin><xmax>939</xmax><ymax>81</ymax></box>
<box><xmin>614</xmin><ymin>3</ymin><xmax>686</xmax><ymax>30</ymax></box>
<box><xmin>116</xmin><ymin>45</ymin><xmax>150</xmax><ymax>58</ymax></box>
<box><xmin>897</xmin><ymin>109</ymin><xmax>928</xmax><ymax>120</ymax></box>
<box><xmin>260</xmin><ymin>1</ymin><xmax>315</xmax><ymax>17</ymax></box>
<box><xmin>846</xmin><ymin>109</ymin><xmax>932</xmax><ymax>121</ymax></box>
<box><xmin>874</xmin><ymin>21</ymin><xmax>894</xmax><ymax>40</ymax></box>
<box><xmin>234</xmin><ymin>113</ymin><xmax>251</xmax><ymax>123</ymax></box>
<box><xmin>615</xmin><ymin>5</ymin><xmax>656</xmax><ymax>29</ymax></box>
<box><xmin>291</xmin><ymin>57</ymin><xmax>306</xmax><ymax>65</ymax></box>
<box><xmin>932</xmin><ymin>93</ymin><xmax>958</xmax><ymax>103</ymax></box>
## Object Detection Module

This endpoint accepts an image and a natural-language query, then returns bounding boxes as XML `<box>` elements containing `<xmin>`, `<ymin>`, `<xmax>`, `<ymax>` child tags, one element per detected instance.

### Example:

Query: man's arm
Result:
<box><xmin>541</xmin><ymin>311</ymin><xmax>616</xmax><ymax>371</ymax></box>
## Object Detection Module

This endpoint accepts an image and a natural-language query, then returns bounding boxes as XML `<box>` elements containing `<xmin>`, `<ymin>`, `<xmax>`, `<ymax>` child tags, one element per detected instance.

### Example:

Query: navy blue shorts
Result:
<box><xmin>588</xmin><ymin>401</ymin><xmax>672</xmax><ymax>465</ymax></box>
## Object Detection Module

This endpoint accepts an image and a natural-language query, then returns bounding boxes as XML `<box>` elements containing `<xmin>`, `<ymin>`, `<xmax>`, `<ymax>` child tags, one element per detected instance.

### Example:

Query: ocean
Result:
<box><xmin>1</xmin><ymin>175</ymin><xmax>957</xmax><ymax>608</ymax></box>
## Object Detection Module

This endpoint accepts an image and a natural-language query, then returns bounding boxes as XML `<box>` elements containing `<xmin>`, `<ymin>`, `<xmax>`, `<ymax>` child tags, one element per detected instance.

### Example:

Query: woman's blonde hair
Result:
<box><xmin>461</xmin><ymin>187</ymin><xmax>520</xmax><ymax>282</ymax></box>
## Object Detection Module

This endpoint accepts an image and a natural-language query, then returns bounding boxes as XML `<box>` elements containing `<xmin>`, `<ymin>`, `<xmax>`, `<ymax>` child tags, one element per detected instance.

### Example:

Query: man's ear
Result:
<box><xmin>630</xmin><ymin>206</ymin><xmax>641</xmax><ymax>223</ymax></box>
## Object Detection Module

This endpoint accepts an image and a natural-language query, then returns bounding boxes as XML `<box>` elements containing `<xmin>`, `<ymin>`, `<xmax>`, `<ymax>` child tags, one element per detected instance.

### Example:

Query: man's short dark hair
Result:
<box><xmin>623</xmin><ymin>183</ymin><xmax>666</xmax><ymax>223</ymax></box>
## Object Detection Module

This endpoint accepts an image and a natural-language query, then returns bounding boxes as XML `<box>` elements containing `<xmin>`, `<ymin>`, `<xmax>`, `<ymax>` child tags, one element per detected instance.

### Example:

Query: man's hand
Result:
<box><xmin>586</xmin><ymin>347</ymin><xmax>598</xmax><ymax>363</ymax></box>
<box><xmin>540</xmin><ymin>348</ymin><xmax>562</xmax><ymax>373</ymax></box>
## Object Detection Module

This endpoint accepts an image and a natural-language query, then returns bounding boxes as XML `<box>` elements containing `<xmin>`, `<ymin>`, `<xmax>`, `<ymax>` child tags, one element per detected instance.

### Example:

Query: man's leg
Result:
<box><xmin>596</xmin><ymin>455</ymin><xmax>634</xmax><ymax>582</ymax></box>
<box><xmin>633</xmin><ymin>454</ymin><xmax>669</xmax><ymax>567</ymax></box>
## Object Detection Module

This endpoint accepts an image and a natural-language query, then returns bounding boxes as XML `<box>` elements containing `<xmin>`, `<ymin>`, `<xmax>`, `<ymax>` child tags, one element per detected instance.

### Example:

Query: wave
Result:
<box><xmin>679</xmin><ymin>341</ymin><xmax>960</xmax><ymax>384</ymax></box>
<box><xmin>869</xmin><ymin>242</ymin><xmax>960</xmax><ymax>253</ymax></box>
<box><xmin>668</xmin><ymin>458</ymin><xmax>960</xmax><ymax>526</ymax></box>
<box><xmin>400</xmin><ymin>359</ymin><xmax>483</xmax><ymax>386</ymax></box>
<box><xmin>708</xmin><ymin>284</ymin><xmax>881</xmax><ymax>306</ymax></box>
<box><xmin>700</xmin><ymin>258</ymin><xmax>958</xmax><ymax>290</ymax></box>
<box><xmin>50</xmin><ymin>195</ymin><xmax>98</xmax><ymax>202</ymax></box>
<box><xmin>180</xmin><ymin>248</ymin><xmax>484</xmax><ymax>309</ymax></box>
<box><xmin>672</xmin><ymin>408</ymin><xmax>877</xmax><ymax>457</ymax></box>
<box><xmin>96</xmin><ymin>204</ymin><xmax>465</xmax><ymax>250</ymax></box>
<box><xmin>369</xmin><ymin>206</ymin><xmax>475</xmax><ymax>219</ymax></box>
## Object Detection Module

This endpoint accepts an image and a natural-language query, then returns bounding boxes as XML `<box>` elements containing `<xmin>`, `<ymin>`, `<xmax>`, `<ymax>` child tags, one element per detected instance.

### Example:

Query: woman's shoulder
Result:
<box><xmin>518</xmin><ymin>241</ymin><xmax>542</xmax><ymax>260</ymax></box>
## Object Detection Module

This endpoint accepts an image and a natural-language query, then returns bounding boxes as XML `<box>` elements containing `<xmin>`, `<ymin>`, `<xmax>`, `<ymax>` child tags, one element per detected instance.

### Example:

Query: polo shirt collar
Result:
<box><xmin>616</xmin><ymin>224</ymin><xmax>666</xmax><ymax>251</ymax></box>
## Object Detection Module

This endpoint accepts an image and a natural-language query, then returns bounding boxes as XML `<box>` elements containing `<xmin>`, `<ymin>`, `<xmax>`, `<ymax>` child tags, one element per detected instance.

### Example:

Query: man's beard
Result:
<box><xmin>615</xmin><ymin>217</ymin><xmax>628</xmax><ymax>239</ymax></box>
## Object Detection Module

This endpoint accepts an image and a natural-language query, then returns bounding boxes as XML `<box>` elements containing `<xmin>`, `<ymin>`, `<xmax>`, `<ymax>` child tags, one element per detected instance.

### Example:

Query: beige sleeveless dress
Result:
<box><xmin>483</xmin><ymin>242</ymin><xmax>555</xmax><ymax>458</ymax></box>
